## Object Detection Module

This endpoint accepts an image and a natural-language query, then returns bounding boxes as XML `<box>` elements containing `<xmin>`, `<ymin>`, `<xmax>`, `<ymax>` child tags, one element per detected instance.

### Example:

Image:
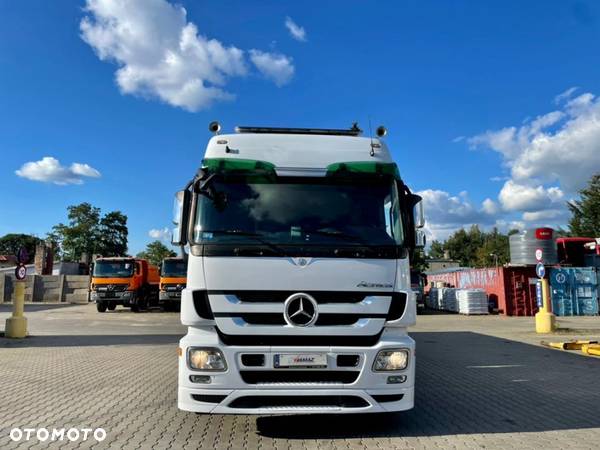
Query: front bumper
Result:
<box><xmin>178</xmin><ymin>328</ymin><xmax>415</xmax><ymax>414</ymax></box>
<box><xmin>159</xmin><ymin>291</ymin><xmax>182</xmax><ymax>302</ymax></box>
<box><xmin>91</xmin><ymin>291</ymin><xmax>134</xmax><ymax>304</ymax></box>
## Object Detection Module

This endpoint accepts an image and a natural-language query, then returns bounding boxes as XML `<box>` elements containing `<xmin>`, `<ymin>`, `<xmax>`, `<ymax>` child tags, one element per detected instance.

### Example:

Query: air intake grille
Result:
<box><xmin>228</xmin><ymin>395</ymin><xmax>369</xmax><ymax>409</ymax></box>
<box><xmin>240</xmin><ymin>370</ymin><xmax>359</xmax><ymax>385</ymax></box>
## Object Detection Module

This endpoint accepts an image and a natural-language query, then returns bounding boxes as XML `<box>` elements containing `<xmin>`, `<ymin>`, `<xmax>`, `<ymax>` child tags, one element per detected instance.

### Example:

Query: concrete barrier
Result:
<box><xmin>0</xmin><ymin>274</ymin><xmax>90</xmax><ymax>304</ymax></box>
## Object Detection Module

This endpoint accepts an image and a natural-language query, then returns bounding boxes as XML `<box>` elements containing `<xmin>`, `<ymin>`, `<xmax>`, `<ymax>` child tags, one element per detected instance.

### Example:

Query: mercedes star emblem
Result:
<box><xmin>284</xmin><ymin>293</ymin><xmax>318</xmax><ymax>327</ymax></box>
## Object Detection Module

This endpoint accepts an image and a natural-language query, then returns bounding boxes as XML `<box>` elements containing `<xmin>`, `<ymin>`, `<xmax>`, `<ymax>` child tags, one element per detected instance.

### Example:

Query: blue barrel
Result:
<box><xmin>550</xmin><ymin>267</ymin><xmax>599</xmax><ymax>316</ymax></box>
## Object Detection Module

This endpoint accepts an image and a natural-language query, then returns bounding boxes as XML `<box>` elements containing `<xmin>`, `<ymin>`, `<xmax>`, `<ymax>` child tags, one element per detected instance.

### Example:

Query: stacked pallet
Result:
<box><xmin>426</xmin><ymin>288</ymin><xmax>442</xmax><ymax>309</ymax></box>
<box><xmin>441</xmin><ymin>288</ymin><xmax>458</xmax><ymax>312</ymax></box>
<box><xmin>456</xmin><ymin>289</ymin><xmax>489</xmax><ymax>315</ymax></box>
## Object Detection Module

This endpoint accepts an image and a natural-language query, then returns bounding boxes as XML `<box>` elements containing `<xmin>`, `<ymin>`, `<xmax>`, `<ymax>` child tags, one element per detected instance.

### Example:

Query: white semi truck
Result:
<box><xmin>172</xmin><ymin>124</ymin><xmax>425</xmax><ymax>414</ymax></box>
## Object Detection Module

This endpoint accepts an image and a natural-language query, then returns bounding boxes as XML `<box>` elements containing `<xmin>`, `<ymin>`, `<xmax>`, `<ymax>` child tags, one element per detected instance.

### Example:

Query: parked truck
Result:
<box><xmin>172</xmin><ymin>124</ymin><xmax>425</xmax><ymax>414</ymax></box>
<box><xmin>91</xmin><ymin>257</ymin><xmax>159</xmax><ymax>312</ymax></box>
<box><xmin>159</xmin><ymin>257</ymin><xmax>187</xmax><ymax>311</ymax></box>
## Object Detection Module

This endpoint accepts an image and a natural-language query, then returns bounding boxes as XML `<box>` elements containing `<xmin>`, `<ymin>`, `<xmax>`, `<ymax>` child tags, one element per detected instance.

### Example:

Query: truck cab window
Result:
<box><xmin>193</xmin><ymin>175</ymin><xmax>404</xmax><ymax>247</ymax></box>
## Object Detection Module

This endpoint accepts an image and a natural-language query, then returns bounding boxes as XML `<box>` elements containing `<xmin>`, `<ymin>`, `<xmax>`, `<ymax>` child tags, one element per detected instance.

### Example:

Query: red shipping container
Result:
<box><xmin>425</xmin><ymin>267</ymin><xmax>539</xmax><ymax>316</ymax></box>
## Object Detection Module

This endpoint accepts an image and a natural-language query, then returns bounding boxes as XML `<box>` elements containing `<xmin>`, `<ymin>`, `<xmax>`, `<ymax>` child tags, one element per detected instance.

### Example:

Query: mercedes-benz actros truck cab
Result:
<box><xmin>173</xmin><ymin>124</ymin><xmax>425</xmax><ymax>414</ymax></box>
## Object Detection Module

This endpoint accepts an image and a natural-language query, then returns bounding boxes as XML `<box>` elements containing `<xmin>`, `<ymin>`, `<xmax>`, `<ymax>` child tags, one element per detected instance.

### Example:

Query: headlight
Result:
<box><xmin>373</xmin><ymin>349</ymin><xmax>409</xmax><ymax>371</ymax></box>
<box><xmin>188</xmin><ymin>348</ymin><xmax>227</xmax><ymax>371</ymax></box>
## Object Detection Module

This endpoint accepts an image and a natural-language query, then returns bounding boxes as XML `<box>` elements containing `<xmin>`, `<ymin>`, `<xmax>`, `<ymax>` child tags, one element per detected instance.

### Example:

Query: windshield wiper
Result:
<box><xmin>201</xmin><ymin>229</ymin><xmax>287</xmax><ymax>256</ymax></box>
<box><xmin>303</xmin><ymin>228</ymin><xmax>395</xmax><ymax>251</ymax></box>
<box><xmin>303</xmin><ymin>228</ymin><xmax>367</xmax><ymax>244</ymax></box>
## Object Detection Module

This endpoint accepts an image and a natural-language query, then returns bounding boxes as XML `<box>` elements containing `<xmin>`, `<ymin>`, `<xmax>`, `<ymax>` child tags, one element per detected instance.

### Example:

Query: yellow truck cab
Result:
<box><xmin>91</xmin><ymin>257</ymin><xmax>159</xmax><ymax>312</ymax></box>
<box><xmin>159</xmin><ymin>257</ymin><xmax>187</xmax><ymax>311</ymax></box>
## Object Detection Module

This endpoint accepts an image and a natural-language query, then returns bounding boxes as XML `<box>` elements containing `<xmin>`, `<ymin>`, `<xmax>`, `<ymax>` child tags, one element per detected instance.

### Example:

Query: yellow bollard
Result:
<box><xmin>581</xmin><ymin>344</ymin><xmax>600</xmax><ymax>356</ymax></box>
<box><xmin>5</xmin><ymin>280</ymin><xmax>28</xmax><ymax>338</ymax></box>
<box><xmin>535</xmin><ymin>278</ymin><xmax>556</xmax><ymax>334</ymax></box>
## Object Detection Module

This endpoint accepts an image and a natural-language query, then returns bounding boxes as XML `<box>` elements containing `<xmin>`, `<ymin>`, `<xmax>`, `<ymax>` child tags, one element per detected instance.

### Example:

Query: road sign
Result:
<box><xmin>17</xmin><ymin>247</ymin><xmax>29</xmax><ymax>264</ymax></box>
<box><xmin>536</xmin><ymin>263</ymin><xmax>546</xmax><ymax>279</ymax></box>
<box><xmin>536</xmin><ymin>280</ymin><xmax>543</xmax><ymax>307</ymax></box>
<box><xmin>535</xmin><ymin>248</ymin><xmax>543</xmax><ymax>262</ymax></box>
<box><xmin>15</xmin><ymin>264</ymin><xmax>27</xmax><ymax>280</ymax></box>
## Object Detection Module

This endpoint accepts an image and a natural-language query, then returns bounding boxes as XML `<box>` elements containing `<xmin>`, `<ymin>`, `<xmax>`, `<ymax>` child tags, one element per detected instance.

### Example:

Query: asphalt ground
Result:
<box><xmin>1</xmin><ymin>303</ymin><xmax>599</xmax><ymax>449</ymax></box>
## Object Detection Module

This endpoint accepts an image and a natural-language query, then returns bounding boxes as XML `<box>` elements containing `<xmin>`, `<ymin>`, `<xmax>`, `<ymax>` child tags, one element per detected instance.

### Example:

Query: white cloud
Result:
<box><xmin>80</xmin><ymin>0</ymin><xmax>294</xmax><ymax>111</ymax></box>
<box><xmin>285</xmin><ymin>16</ymin><xmax>306</xmax><ymax>42</ymax></box>
<box><xmin>452</xmin><ymin>136</ymin><xmax>465</xmax><ymax>143</ymax></box>
<box><xmin>16</xmin><ymin>157</ymin><xmax>101</xmax><ymax>185</ymax></box>
<box><xmin>71</xmin><ymin>162</ymin><xmax>101</xmax><ymax>178</ymax></box>
<box><xmin>149</xmin><ymin>227</ymin><xmax>170</xmax><ymax>240</ymax></box>
<box><xmin>522</xmin><ymin>209</ymin><xmax>566</xmax><ymax>222</ymax></box>
<box><xmin>469</xmin><ymin>91</ymin><xmax>600</xmax><ymax>192</ymax></box>
<box><xmin>417</xmin><ymin>189</ymin><xmax>498</xmax><ymax>241</ymax></box>
<box><xmin>554</xmin><ymin>86</ymin><xmax>578</xmax><ymax>104</ymax></box>
<box><xmin>482</xmin><ymin>198</ymin><xmax>500</xmax><ymax>215</ymax></box>
<box><xmin>466</xmin><ymin>89</ymin><xmax>600</xmax><ymax>229</ymax></box>
<box><xmin>249</xmin><ymin>50</ymin><xmax>294</xmax><ymax>86</ymax></box>
<box><xmin>498</xmin><ymin>180</ymin><xmax>564</xmax><ymax>212</ymax></box>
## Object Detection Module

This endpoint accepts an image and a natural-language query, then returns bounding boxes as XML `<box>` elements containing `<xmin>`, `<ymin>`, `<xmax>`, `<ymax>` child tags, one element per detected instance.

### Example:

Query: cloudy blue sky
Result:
<box><xmin>1</xmin><ymin>0</ymin><xmax>600</xmax><ymax>254</ymax></box>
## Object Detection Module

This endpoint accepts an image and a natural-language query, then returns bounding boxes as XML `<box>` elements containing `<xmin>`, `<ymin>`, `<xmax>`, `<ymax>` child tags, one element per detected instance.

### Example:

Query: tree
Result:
<box><xmin>136</xmin><ymin>241</ymin><xmax>176</xmax><ymax>266</ymax></box>
<box><xmin>98</xmin><ymin>211</ymin><xmax>128</xmax><ymax>257</ymax></box>
<box><xmin>51</xmin><ymin>203</ymin><xmax>129</xmax><ymax>262</ymax></box>
<box><xmin>568</xmin><ymin>173</ymin><xmax>600</xmax><ymax>237</ymax></box>
<box><xmin>428</xmin><ymin>240</ymin><xmax>445</xmax><ymax>259</ymax></box>
<box><xmin>411</xmin><ymin>248</ymin><xmax>428</xmax><ymax>273</ymax></box>
<box><xmin>474</xmin><ymin>228</ymin><xmax>510</xmax><ymax>267</ymax></box>
<box><xmin>0</xmin><ymin>234</ymin><xmax>42</xmax><ymax>263</ymax></box>
<box><xmin>429</xmin><ymin>225</ymin><xmax>512</xmax><ymax>268</ymax></box>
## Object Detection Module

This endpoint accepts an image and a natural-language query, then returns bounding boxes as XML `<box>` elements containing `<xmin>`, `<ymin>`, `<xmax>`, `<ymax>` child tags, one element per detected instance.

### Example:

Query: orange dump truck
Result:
<box><xmin>158</xmin><ymin>257</ymin><xmax>187</xmax><ymax>310</ymax></box>
<box><xmin>91</xmin><ymin>257</ymin><xmax>159</xmax><ymax>312</ymax></box>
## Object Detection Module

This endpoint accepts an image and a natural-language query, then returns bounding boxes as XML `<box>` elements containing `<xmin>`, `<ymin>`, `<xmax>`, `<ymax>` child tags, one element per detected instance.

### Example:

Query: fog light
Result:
<box><xmin>188</xmin><ymin>348</ymin><xmax>227</xmax><ymax>371</ymax></box>
<box><xmin>387</xmin><ymin>375</ymin><xmax>407</xmax><ymax>384</ymax></box>
<box><xmin>373</xmin><ymin>349</ymin><xmax>409</xmax><ymax>371</ymax></box>
<box><xmin>190</xmin><ymin>375</ymin><xmax>211</xmax><ymax>384</ymax></box>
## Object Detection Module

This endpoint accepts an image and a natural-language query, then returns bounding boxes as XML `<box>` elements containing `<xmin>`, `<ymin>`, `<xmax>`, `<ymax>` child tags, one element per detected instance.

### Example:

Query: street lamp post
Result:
<box><xmin>490</xmin><ymin>253</ymin><xmax>498</xmax><ymax>268</ymax></box>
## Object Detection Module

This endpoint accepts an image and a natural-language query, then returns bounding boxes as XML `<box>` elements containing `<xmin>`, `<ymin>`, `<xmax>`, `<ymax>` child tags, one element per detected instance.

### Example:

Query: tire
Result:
<box><xmin>131</xmin><ymin>304</ymin><xmax>140</xmax><ymax>313</ymax></box>
<box><xmin>96</xmin><ymin>302</ymin><xmax>107</xmax><ymax>313</ymax></box>
<box><xmin>107</xmin><ymin>303</ymin><xmax>116</xmax><ymax>311</ymax></box>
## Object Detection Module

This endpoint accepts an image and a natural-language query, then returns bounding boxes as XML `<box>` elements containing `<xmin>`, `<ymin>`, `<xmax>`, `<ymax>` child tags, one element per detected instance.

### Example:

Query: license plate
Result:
<box><xmin>274</xmin><ymin>353</ymin><xmax>327</xmax><ymax>368</ymax></box>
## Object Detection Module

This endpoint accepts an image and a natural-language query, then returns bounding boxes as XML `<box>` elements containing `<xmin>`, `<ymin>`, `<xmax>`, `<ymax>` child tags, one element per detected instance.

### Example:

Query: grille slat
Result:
<box><xmin>240</xmin><ymin>370</ymin><xmax>359</xmax><ymax>385</ymax></box>
<box><xmin>228</xmin><ymin>395</ymin><xmax>369</xmax><ymax>409</ymax></box>
<box><xmin>191</xmin><ymin>289</ymin><xmax>408</xmax><ymax>339</ymax></box>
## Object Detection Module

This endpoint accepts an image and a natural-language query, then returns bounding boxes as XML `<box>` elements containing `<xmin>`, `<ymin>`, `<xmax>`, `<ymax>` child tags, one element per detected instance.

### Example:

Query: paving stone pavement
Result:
<box><xmin>1</xmin><ymin>304</ymin><xmax>600</xmax><ymax>449</ymax></box>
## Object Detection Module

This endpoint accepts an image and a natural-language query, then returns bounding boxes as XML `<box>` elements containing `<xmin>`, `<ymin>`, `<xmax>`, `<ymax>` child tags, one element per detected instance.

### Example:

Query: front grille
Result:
<box><xmin>191</xmin><ymin>394</ymin><xmax>227</xmax><ymax>404</ymax></box>
<box><xmin>192</xmin><ymin>290</ymin><xmax>214</xmax><ymax>319</ymax></box>
<box><xmin>164</xmin><ymin>284</ymin><xmax>186</xmax><ymax>292</ymax></box>
<box><xmin>235</xmin><ymin>313</ymin><xmax>370</xmax><ymax>326</ymax></box>
<box><xmin>228</xmin><ymin>395</ymin><xmax>369</xmax><ymax>409</ymax></box>
<box><xmin>228</xmin><ymin>291</ymin><xmax>380</xmax><ymax>303</ymax></box>
<box><xmin>96</xmin><ymin>284</ymin><xmax>128</xmax><ymax>292</ymax></box>
<box><xmin>371</xmin><ymin>394</ymin><xmax>404</xmax><ymax>403</ymax></box>
<box><xmin>240</xmin><ymin>370</ymin><xmax>360</xmax><ymax>385</ymax></box>
<box><xmin>387</xmin><ymin>292</ymin><xmax>407</xmax><ymax>320</ymax></box>
<box><xmin>241</xmin><ymin>354</ymin><xmax>265</xmax><ymax>367</ymax></box>
<box><xmin>217</xmin><ymin>329</ymin><xmax>384</xmax><ymax>347</ymax></box>
<box><xmin>196</xmin><ymin>289</ymin><xmax>408</xmax><ymax>339</ymax></box>
<box><xmin>337</xmin><ymin>355</ymin><xmax>360</xmax><ymax>367</ymax></box>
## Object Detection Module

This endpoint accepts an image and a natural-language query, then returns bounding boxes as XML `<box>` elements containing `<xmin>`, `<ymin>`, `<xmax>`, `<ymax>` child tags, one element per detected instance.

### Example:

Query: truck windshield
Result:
<box><xmin>93</xmin><ymin>261</ymin><xmax>134</xmax><ymax>278</ymax></box>
<box><xmin>162</xmin><ymin>260</ymin><xmax>186</xmax><ymax>277</ymax></box>
<box><xmin>194</xmin><ymin>176</ymin><xmax>403</xmax><ymax>247</ymax></box>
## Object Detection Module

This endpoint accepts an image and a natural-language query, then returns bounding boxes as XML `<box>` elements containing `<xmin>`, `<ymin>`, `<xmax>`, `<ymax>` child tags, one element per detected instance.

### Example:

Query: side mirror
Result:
<box><xmin>172</xmin><ymin>190</ymin><xmax>190</xmax><ymax>245</ymax></box>
<box><xmin>415</xmin><ymin>229</ymin><xmax>426</xmax><ymax>248</ymax></box>
<box><xmin>414</xmin><ymin>199</ymin><xmax>425</xmax><ymax>229</ymax></box>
